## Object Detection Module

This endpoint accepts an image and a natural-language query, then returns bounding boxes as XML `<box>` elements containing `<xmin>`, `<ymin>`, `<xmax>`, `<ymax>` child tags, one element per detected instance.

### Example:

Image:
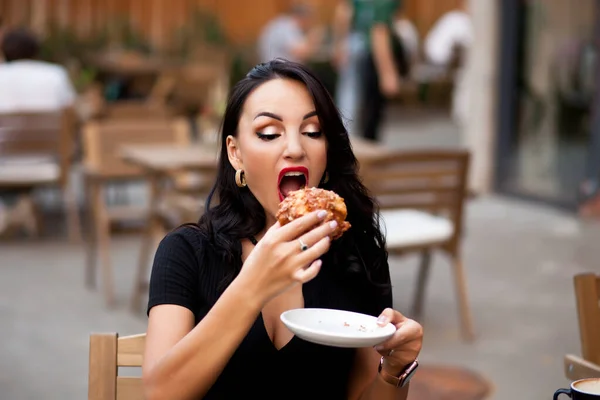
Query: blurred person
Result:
<box><xmin>423</xmin><ymin>0</ymin><xmax>473</xmax><ymax>128</ymax></box>
<box><xmin>332</xmin><ymin>0</ymin><xmax>364</xmax><ymax>135</ymax></box>
<box><xmin>333</xmin><ymin>0</ymin><xmax>410</xmax><ymax>141</ymax></box>
<box><xmin>0</xmin><ymin>27</ymin><xmax>76</xmax><ymax>113</ymax></box>
<box><xmin>257</xmin><ymin>4</ymin><xmax>324</xmax><ymax>64</ymax></box>
<box><xmin>142</xmin><ymin>59</ymin><xmax>423</xmax><ymax>399</ymax></box>
<box><xmin>0</xmin><ymin>28</ymin><xmax>76</xmax><ymax>235</ymax></box>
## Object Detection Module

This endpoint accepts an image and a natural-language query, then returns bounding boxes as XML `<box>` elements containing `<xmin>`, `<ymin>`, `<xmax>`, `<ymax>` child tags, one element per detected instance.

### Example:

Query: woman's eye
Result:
<box><xmin>304</xmin><ymin>131</ymin><xmax>322</xmax><ymax>138</ymax></box>
<box><xmin>256</xmin><ymin>132</ymin><xmax>280</xmax><ymax>141</ymax></box>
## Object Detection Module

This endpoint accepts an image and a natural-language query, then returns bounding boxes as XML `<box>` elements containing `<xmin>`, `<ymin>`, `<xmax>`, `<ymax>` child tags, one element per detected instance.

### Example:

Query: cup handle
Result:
<box><xmin>553</xmin><ymin>388</ymin><xmax>572</xmax><ymax>399</ymax></box>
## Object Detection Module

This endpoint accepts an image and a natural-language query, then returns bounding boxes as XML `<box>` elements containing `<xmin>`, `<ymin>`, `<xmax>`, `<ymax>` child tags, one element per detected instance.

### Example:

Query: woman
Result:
<box><xmin>142</xmin><ymin>59</ymin><xmax>423</xmax><ymax>400</ymax></box>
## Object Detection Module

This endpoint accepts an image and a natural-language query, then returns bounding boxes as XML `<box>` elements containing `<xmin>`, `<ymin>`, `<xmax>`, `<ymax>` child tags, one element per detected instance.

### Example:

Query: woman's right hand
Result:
<box><xmin>238</xmin><ymin>210</ymin><xmax>336</xmax><ymax>304</ymax></box>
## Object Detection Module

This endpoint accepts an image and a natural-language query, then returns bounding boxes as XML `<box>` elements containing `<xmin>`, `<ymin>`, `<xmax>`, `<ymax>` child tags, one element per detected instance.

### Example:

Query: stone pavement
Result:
<box><xmin>1</xmin><ymin>109</ymin><xmax>598</xmax><ymax>399</ymax></box>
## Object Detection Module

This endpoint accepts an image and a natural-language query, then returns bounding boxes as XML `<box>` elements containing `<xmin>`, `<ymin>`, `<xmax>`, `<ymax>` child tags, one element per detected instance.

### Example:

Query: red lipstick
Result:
<box><xmin>278</xmin><ymin>166</ymin><xmax>309</xmax><ymax>202</ymax></box>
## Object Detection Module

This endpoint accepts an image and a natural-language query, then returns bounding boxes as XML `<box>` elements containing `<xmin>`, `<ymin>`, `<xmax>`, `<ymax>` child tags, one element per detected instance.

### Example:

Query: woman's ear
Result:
<box><xmin>226</xmin><ymin>135</ymin><xmax>243</xmax><ymax>170</ymax></box>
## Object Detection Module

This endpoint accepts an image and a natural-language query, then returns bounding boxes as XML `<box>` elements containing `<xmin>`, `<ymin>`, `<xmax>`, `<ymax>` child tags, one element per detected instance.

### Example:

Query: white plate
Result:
<box><xmin>280</xmin><ymin>308</ymin><xmax>396</xmax><ymax>348</ymax></box>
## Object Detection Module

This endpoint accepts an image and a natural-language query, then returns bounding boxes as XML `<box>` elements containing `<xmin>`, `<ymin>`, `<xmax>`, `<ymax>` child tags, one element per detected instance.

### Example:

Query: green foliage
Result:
<box><xmin>39</xmin><ymin>22</ymin><xmax>92</xmax><ymax>64</ymax></box>
<box><xmin>169</xmin><ymin>8</ymin><xmax>229</xmax><ymax>59</ymax></box>
<box><xmin>39</xmin><ymin>16</ymin><xmax>152</xmax><ymax>65</ymax></box>
<box><xmin>36</xmin><ymin>8</ymin><xmax>255</xmax><ymax>92</ymax></box>
<box><xmin>101</xmin><ymin>15</ymin><xmax>153</xmax><ymax>54</ymax></box>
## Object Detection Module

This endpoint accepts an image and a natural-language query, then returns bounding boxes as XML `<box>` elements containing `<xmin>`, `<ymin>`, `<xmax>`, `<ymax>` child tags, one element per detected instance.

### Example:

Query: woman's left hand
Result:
<box><xmin>373</xmin><ymin>308</ymin><xmax>423</xmax><ymax>375</ymax></box>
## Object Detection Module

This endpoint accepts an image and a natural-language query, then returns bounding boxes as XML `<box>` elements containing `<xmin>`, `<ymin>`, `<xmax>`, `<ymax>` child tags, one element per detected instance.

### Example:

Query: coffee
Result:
<box><xmin>574</xmin><ymin>379</ymin><xmax>600</xmax><ymax>395</ymax></box>
<box><xmin>555</xmin><ymin>378</ymin><xmax>600</xmax><ymax>399</ymax></box>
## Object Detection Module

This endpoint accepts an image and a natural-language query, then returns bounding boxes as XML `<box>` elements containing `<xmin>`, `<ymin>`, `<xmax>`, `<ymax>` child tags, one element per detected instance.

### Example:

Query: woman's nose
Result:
<box><xmin>282</xmin><ymin>135</ymin><xmax>305</xmax><ymax>159</ymax></box>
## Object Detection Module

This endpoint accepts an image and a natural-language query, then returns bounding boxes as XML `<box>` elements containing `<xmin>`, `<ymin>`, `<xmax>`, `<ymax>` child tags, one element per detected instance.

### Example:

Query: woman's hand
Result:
<box><xmin>374</xmin><ymin>308</ymin><xmax>423</xmax><ymax>374</ymax></box>
<box><xmin>237</xmin><ymin>210</ymin><xmax>337</xmax><ymax>304</ymax></box>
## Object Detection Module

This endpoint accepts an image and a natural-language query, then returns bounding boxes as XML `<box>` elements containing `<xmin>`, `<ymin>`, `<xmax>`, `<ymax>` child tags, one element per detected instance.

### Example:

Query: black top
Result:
<box><xmin>148</xmin><ymin>226</ymin><xmax>392</xmax><ymax>400</ymax></box>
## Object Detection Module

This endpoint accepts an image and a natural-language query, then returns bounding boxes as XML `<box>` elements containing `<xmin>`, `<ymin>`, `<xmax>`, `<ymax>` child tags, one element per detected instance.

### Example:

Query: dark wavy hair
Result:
<box><xmin>196</xmin><ymin>59</ymin><xmax>389</xmax><ymax>293</ymax></box>
<box><xmin>1</xmin><ymin>28</ymin><xmax>40</xmax><ymax>62</ymax></box>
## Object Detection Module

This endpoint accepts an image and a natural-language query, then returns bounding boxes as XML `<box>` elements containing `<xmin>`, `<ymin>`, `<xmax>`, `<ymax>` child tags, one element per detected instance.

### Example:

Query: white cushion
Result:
<box><xmin>0</xmin><ymin>159</ymin><xmax>60</xmax><ymax>184</ymax></box>
<box><xmin>380</xmin><ymin>209</ymin><xmax>454</xmax><ymax>248</ymax></box>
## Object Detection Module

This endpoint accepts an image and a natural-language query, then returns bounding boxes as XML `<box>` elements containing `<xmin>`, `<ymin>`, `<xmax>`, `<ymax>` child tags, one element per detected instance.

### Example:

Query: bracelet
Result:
<box><xmin>377</xmin><ymin>357</ymin><xmax>419</xmax><ymax>388</ymax></box>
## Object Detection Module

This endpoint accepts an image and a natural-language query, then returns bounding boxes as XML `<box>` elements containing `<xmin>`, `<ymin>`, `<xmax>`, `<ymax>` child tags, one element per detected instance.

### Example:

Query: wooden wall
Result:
<box><xmin>0</xmin><ymin>0</ymin><xmax>465</xmax><ymax>48</ymax></box>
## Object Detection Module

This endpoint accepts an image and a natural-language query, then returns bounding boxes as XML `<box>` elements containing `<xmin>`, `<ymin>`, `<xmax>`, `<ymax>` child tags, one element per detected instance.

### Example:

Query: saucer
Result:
<box><xmin>280</xmin><ymin>308</ymin><xmax>396</xmax><ymax>348</ymax></box>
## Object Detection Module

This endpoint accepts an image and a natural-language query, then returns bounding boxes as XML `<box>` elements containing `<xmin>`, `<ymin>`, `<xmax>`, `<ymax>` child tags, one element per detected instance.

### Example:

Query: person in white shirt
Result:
<box><xmin>424</xmin><ymin>2</ymin><xmax>473</xmax><ymax>128</ymax></box>
<box><xmin>0</xmin><ymin>28</ymin><xmax>76</xmax><ymax>113</ymax></box>
<box><xmin>424</xmin><ymin>10</ymin><xmax>472</xmax><ymax>67</ymax></box>
<box><xmin>257</xmin><ymin>4</ymin><xmax>323</xmax><ymax>64</ymax></box>
<box><xmin>0</xmin><ymin>28</ymin><xmax>77</xmax><ymax>236</ymax></box>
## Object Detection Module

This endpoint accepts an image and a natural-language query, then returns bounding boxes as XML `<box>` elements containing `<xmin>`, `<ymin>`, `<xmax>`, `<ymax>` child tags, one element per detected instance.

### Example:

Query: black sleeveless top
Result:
<box><xmin>147</xmin><ymin>226</ymin><xmax>392</xmax><ymax>399</ymax></box>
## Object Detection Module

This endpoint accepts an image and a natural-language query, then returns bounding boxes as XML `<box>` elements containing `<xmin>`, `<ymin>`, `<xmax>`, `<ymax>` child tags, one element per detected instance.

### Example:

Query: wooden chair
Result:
<box><xmin>0</xmin><ymin>109</ymin><xmax>81</xmax><ymax>242</ymax></box>
<box><xmin>564</xmin><ymin>273</ymin><xmax>600</xmax><ymax>381</ymax></box>
<box><xmin>129</xmin><ymin>189</ymin><xmax>205</xmax><ymax>313</ymax></box>
<box><xmin>82</xmin><ymin>118</ymin><xmax>196</xmax><ymax>307</ymax></box>
<box><xmin>361</xmin><ymin>149</ymin><xmax>474</xmax><ymax>341</ymax></box>
<box><xmin>88</xmin><ymin>332</ymin><xmax>145</xmax><ymax>400</ymax></box>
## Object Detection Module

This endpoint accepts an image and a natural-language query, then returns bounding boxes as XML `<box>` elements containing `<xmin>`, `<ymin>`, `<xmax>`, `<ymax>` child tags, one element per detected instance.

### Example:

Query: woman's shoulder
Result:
<box><xmin>163</xmin><ymin>224</ymin><xmax>207</xmax><ymax>244</ymax></box>
<box><xmin>148</xmin><ymin>225</ymin><xmax>222</xmax><ymax>316</ymax></box>
<box><xmin>154</xmin><ymin>224</ymin><xmax>215</xmax><ymax>266</ymax></box>
<box><xmin>156</xmin><ymin>223</ymin><xmax>238</xmax><ymax>274</ymax></box>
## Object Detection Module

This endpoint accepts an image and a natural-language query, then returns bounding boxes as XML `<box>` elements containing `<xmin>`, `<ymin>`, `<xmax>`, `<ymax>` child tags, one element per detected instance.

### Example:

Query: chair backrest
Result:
<box><xmin>82</xmin><ymin>117</ymin><xmax>190</xmax><ymax>179</ymax></box>
<box><xmin>171</xmin><ymin>63</ymin><xmax>219</xmax><ymax>107</ymax></box>
<box><xmin>88</xmin><ymin>333</ymin><xmax>146</xmax><ymax>400</ymax></box>
<box><xmin>574</xmin><ymin>273</ymin><xmax>600</xmax><ymax>365</ymax></box>
<box><xmin>0</xmin><ymin>109</ymin><xmax>76</xmax><ymax>186</ymax></box>
<box><xmin>361</xmin><ymin>149</ymin><xmax>471</xmax><ymax>247</ymax></box>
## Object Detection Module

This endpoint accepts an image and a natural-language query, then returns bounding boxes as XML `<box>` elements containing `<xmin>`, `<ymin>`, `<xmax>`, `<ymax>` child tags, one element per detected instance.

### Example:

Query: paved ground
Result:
<box><xmin>1</xmin><ymin>109</ymin><xmax>597</xmax><ymax>399</ymax></box>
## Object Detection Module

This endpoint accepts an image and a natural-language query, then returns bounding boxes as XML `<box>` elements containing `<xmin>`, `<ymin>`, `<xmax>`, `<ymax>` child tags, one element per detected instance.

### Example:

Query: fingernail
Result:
<box><xmin>314</xmin><ymin>259</ymin><xmax>322</xmax><ymax>267</ymax></box>
<box><xmin>374</xmin><ymin>345</ymin><xmax>384</xmax><ymax>351</ymax></box>
<box><xmin>377</xmin><ymin>315</ymin><xmax>388</xmax><ymax>325</ymax></box>
<box><xmin>329</xmin><ymin>220</ymin><xmax>338</xmax><ymax>229</ymax></box>
<box><xmin>317</xmin><ymin>210</ymin><xmax>327</xmax><ymax>219</ymax></box>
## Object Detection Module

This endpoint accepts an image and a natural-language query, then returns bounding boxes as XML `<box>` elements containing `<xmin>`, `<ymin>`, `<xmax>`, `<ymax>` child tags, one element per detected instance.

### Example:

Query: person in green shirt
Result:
<box><xmin>333</xmin><ymin>0</ymin><xmax>409</xmax><ymax>141</ymax></box>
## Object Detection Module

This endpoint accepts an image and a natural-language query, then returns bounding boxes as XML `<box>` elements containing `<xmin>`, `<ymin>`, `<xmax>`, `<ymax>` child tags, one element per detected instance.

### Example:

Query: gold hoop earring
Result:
<box><xmin>235</xmin><ymin>169</ymin><xmax>247</xmax><ymax>187</ymax></box>
<box><xmin>321</xmin><ymin>171</ymin><xmax>329</xmax><ymax>184</ymax></box>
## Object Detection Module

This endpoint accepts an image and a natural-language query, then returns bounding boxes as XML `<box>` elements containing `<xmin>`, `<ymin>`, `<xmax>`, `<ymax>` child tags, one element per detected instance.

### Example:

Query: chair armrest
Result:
<box><xmin>564</xmin><ymin>354</ymin><xmax>600</xmax><ymax>381</ymax></box>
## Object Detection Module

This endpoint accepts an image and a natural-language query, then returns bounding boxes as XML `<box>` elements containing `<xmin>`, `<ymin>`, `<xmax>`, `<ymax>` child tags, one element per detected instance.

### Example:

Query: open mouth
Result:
<box><xmin>278</xmin><ymin>166</ymin><xmax>308</xmax><ymax>202</ymax></box>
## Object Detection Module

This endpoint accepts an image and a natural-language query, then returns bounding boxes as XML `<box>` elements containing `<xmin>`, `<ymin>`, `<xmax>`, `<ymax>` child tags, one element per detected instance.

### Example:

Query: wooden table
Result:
<box><xmin>120</xmin><ymin>142</ymin><xmax>219</xmax><ymax>312</ymax></box>
<box><xmin>86</xmin><ymin>52</ymin><xmax>182</xmax><ymax>76</ymax></box>
<box><xmin>120</xmin><ymin>143</ymin><xmax>219</xmax><ymax>174</ymax></box>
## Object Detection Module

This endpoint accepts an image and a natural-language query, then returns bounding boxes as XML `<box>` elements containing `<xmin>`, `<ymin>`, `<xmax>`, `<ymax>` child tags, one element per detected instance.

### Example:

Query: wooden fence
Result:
<box><xmin>0</xmin><ymin>0</ymin><xmax>464</xmax><ymax>48</ymax></box>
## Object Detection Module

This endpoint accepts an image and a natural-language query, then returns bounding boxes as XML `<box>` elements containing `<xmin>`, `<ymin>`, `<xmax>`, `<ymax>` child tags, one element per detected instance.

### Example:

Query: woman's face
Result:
<box><xmin>227</xmin><ymin>78</ymin><xmax>327</xmax><ymax>224</ymax></box>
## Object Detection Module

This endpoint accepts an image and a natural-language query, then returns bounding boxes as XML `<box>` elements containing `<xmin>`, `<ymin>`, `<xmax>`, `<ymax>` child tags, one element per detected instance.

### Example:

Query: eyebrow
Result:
<box><xmin>254</xmin><ymin>111</ymin><xmax>318</xmax><ymax>121</ymax></box>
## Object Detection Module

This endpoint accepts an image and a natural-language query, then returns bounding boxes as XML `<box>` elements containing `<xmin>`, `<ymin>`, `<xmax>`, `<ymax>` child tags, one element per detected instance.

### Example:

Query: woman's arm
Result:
<box><xmin>348</xmin><ymin>347</ymin><xmax>409</xmax><ymax>400</ymax></box>
<box><xmin>331</xmin><ymin>0</ymin><xmax>353</xmax><ymax>69</ymax></box>
<box><xmin>143</xmin><ymin>211</ymin><xmax>335</xmax><ymax>400</ymax></box>
<box><xmin>143</xmin><ymin>277</ymin><xmax>262</xmax><ymax>400</ymax></box>
<box><xmin>371</xmin><ymin>24</ymin><xmax>400</xmax><ymax>97</ymax></box>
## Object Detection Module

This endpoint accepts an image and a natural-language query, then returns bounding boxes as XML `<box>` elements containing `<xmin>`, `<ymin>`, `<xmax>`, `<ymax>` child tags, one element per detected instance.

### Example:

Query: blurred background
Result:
<box><xmin>0</xmin><ymin>0</ymin><xmax>599</xmax><ymax>399</ymax></box>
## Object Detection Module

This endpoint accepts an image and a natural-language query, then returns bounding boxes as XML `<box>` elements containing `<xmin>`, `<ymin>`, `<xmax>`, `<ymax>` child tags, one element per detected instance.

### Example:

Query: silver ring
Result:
<box><xmin>298</xmin><ymin>239</ymin><xmax>309</xmax><ymax>251</ymax></box>
<box><xmin>387</xmin><ymin>349</ymin><xmax>394</xmax><ymax>357</ymax></box>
